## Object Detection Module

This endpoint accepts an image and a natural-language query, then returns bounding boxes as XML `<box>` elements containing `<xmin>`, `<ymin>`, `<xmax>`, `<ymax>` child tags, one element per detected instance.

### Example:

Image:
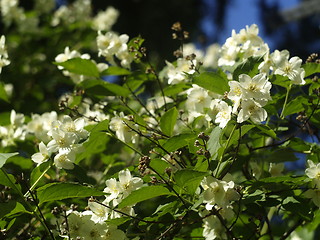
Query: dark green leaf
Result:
<box><xmin>0</xmin><ymin>82</ymin><xmax>9</xmax><ymax>102</ymax></box>
<box><xmin>255</xmin><ymin>125</ymin><xmax>278</xmax><ymax>139</ymax></box>
<box><xmin>0</xmin><ymin>201</ymin><xmax>16</xmax><ymax>219</ymax></box>
<box><xmin>192</xmin><ymin>71</ymin><xmax>229</xmax><ymax>95</ymax></box>
<box><xmin>37</xmin><ymin>182</ymin><xmax>105</xmax><ymax>204</ymax></box>
<box><xmin>54</xmin><ymin>58</ymin><xmax>99</xmax><ymax>78</ymax></box>
<box><xmin>174</xmin><ymin>169</ymin><xmax>207</xmax><ymax>194</ymax></box>
<box><xmin>160</xmin><ymin>107</ymin><xmax>178</xmax><ymax>136</ymax></box>
<box><xmin>233</xmin><ymin>56</ymin><xmax>263</xmax><ymax>80</ymax></box>
<box><xmin>0</xmin><ymin>170</ymin><xmax>21</xmax><ymax>191</ymax></box>
<box><xmin>0</xmin><ymin>152</ymin><xmax>19</xmax><ymax>168</ymax></box>
<box><xmin>101</xmin><ymin>66</ymin><xmax>131</xmax><ymax>76</ymax></box>
<box><xmin>79</xmin><ymin>79</ymin><xmax>130</xmax><ymax>97</ymax></box>
<box><xmin>118</xmin><ymin>185</ymin><xmax>175</xmax><ymax>208</ymax></box>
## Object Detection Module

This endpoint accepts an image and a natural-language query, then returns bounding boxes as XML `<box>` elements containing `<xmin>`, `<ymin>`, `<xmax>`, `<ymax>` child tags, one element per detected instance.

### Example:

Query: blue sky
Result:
<box><xmin>201</xmin><ymin>0</ymin><xmax>300</xmax><ymax>49</ymax></box>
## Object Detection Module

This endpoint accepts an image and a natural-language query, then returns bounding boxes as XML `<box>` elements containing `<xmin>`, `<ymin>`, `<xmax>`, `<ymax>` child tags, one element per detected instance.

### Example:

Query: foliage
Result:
<box><xmin>0</xmin><ymin>1</ymin><xmax>320</xmax><ymax>240</ymax></box>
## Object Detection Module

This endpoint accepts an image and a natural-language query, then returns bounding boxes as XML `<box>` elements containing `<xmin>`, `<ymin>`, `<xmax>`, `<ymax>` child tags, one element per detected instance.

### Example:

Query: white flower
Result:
<box><xmin>201</xmin><ymin>176</ymin><xmax>239</xmax><ymax>209</ymax></box>
<box><xmin>237</xmin><ymin>99</ymin><xmax>267</xmax><ymax>124</ymax></box>
<box><xmin>305</xmin><ymin>189</ymin><xmax>320</xmax><ymax>208</ymax></box>
<box><xmin>274</xmin><ymin>56</ymin><xmax>305</xmax><ymax>85</ymax></box>
<box><xmin>92</xmin><ymin>6</ymin><xmax>119</xmax><ymax>31</ymax></box>
<box><xmin>60</xmin><ymin>115</ymin><xmax>89</xmax><ymax>141</ymax></box>
<box><xmin>0</xmin><ymin>35</ymin><xmax>10</xmax><ymax>72</ymax></box>
<box><xmin>306</xmin><ymin>160</ymin><xmax>320</xmax><ymax>188</ymax></box>
<box><xmin>47</xmin><ymin>128</ymin><xmax>76</xmax><ymax>152</ymax></box>
<box><xmin>165</xmin><ymin>58</ymin><xmax>195</xmax><ymax>85</ymax></box>
<box><xmin>269</xmin><ymin>163</ymin><xmax>284</xmax><ymax>177</ymax></box>
<box><xmin>53</xmin><ymin>148</ymin><xmax>75</xmax><ymax>169</ymax></box>
<box><xmin>200</xmin><ymin>210</ymin><xmax>226</xmax><ymax>240</ymax></box>
<box><xmin>186</xmin><ymin>85</ymin><xmax>212</xmax><ymax>113</ymax></box>
<box><xmin>10</xmin><ymin>109</ymin><xmax>24</xmax><ymax>127</ymax></box>
<box><xmin>109</xmin><ymin>112</ymin><xmax>138</xmax><ymax>144</ymax></box>
<box><xmin>238</xmin><ymin>73</ymin><xmax>272</xmax><ymax>103</ymax></box>
<box><xmin>88</xmin><ymin>201</ymin><xmax>110</xmax><ymax>223</ymax></box>
<box><xmin>211</xmin><ymin>100</ymin><xmax>232</xmax><ymax>128</ymax></box>
<box><xmin>27</xmin><ymin>111</ymin><xmax>58</xmax><ymax>143</ymax></box>
<box><xmin>118</xmin><ymin>169</ymin><xmax>143</xmax><ymax>198</ymax></box>
<box><xmin>31</xmin><ymin>142</ymin><xmax>51</xmax><ymax>165</ymax></box>
<box><xmin>104</xmin><ymin>178</ymin><xmax>121</xmax><ymax>201</ymax></box>
<box><xmin>55</xmin><ymin>47</ymin><xmax>80</xmax><ymax>66</ymax></box>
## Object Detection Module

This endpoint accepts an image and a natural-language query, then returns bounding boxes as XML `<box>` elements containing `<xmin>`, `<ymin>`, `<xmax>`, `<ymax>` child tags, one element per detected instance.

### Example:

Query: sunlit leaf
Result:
<box><xmin>118</xmin><ymin>185</ymin><xmax>175</xmax><ymax>208</ymax></box>
<box><xmin>37</xmin><ymin>182</ymin><xmax>105</xmax><ymax>204</ymax></box>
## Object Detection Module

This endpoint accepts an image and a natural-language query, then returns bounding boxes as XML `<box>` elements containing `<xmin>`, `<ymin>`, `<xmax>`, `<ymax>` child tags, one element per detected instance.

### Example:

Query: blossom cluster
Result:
<box><xmin>30</xmin><ymin>114</ymin><xmax>89</xmax><ymax>169</ymax></box>
<box><xmin>200</xmin><ymin>175</ymin><xmax>240</xmax><ymax>239</ymax></box>
<box><xmin>59</xmin><ymin>169</ymin><xmax>143</xmax><ymax>239</ymax></box>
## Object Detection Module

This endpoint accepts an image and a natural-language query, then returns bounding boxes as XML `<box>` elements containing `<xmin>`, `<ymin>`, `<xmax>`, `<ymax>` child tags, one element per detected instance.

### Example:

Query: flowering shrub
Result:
<box><xmin>1</xmin><ymin>1</ymin><xmax>320</xmax><ymax>240</ymax></box>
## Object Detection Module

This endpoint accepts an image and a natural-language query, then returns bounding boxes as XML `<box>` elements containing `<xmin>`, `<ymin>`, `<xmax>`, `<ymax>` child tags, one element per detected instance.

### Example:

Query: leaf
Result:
<box><xmin>0</xmin><ymin>201</ymin><xmax>17</xmax><ymax>219</ymax></box>
<box><xmin>174</xmin><ymin>169</ymin><xmax>208</xmax><ymax>194</ymax></box>
<box><xmin>65</xmin><ymin>164</ymin><xmax>96</xmax><ymax>185</ymax></box>
<box><xmin>0</xmin><ymin>152</ymin><xmax>19</xmax><ymax>168</ymax></box>
<box><xmin>233</xmin><ymin>56</ymin><xmax>263</xmax><ymax>80</ymax></box>
<box><xmin>255</xmin><ymin>125</ymin><xmax>278</xmax><ymax>139</ymax></box>
<box><xmin>282</xmin><ymin>95</ymin><xmax>309</xmax><ymax>117</ymax></box>
<box><xmin>270</xmin><ymin>74</ymin><xmax>291</xmax><ymax>88</ymax></box>
<box><xmin>101</xmin><ymin>66</ymin><xmax>131</xmax><ymax>76</ymax></box>
<box><xmin>163</xmin><ymin>83</ymin><xmax>190</xmax><ymax>96</ymax></box>
<box><xmin>161</xmin><ymin>133</ymin><xmax>195</xmax><ymax>152</ymax></box>
<box><xmin>265</xmin><ymin>149</ymin><xmax>298</xmax><ymax>163</ymax></box>
<box><xmin>160</xmin><ymin>107</ymin><xmax>178</xmax><ymax>136</ymax></box>
<box><xmin>207</xmin><ymin>126</ymin><xmax>222</xmax><ymax>158</ymax></box>
<box><xmin>192</xmin><ymin>71</ymin><xmax>229</xmax><ymax>95</ymax></box>
<box><xmin>37</xmin><ymin>182</ymin><xmax>105</xmax><ymax>204</ymax></box>
<box><xmin>54</xmin><ymin>58</ymin><xmax>99</xmax><ymax>78</ymax></box>
<box><xmin>303</xmin><ymin>62</ymin><xmax>320</xmax><ymax>77</ymax></box>
<box><xmin>79</xmin><ymin>79</ymin><xmax>130</xmax><ymax>97</ymax></box>
<box><xmin>3</xmin><ymin>202</ymin><xmax>32</xmax><ymax>218</ymax></box>
<box><xmin>0</xmin><ymin>82</ymin><xmax>9</xmax><ymax>102</ymax></box>
<box><xmin>0</xmin><ymin>170</ymin><xmax>21</xmax><ymax>191</ymax></box>
<box><xmin>118</xmin><ymin>185</ymin><xmax>175</xmax><ymax>208</ymax></box>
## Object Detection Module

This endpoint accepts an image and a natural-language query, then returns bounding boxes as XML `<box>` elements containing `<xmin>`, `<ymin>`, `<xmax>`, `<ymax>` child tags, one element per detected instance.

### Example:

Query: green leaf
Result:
<box><xmin>54</xmin><ymin>58</ymin><xmax>99</xmax><ymax>78</ymax></box>
<box><xmin>101</xmin><ymin>66</ymin><xmax>131</xmax><ymax>76</ymax></box>
<box><xmin>282</xmin><ymin>95</ymin><xmax>309</xmax><ymax>117</ymax></box>
<box><xmin>163</xmin><ymin>83</ymin><xmax>190</xmax><ymax>96</ymax></box>
<box><xmin>265</xmin><ymin>149</ymin><xmax>298</xmax><ymax>163</ymax></box>
<box><xmin>118</xmin><ymin>185</ymin><xmax>175</xmax><ymax>208</ymax></box>
<box><xmin>233</xmin><ymin>56</ymin><xmax>263</xmax><ymax>80</ymax></box>
<box><xmin>270</xmin><ymin>74</ymin><xmax>291</xmax><ymax>88</ymax></box>
<box><xmin>192</xmin><ymin>71</ymin><xmax>229</xmax><ymax>95</ymax></box>
<box><xmin>0</xmin><ymin>201</ymin><xmax>16</xmax><ymax>219</ymax></box>
<box><xmin>0</xmin><ymin>82</ymin><xmax>9</xmax><ymax>102</ymax></box>
<box><xmin>174</xmin><ymin>169</ymin><xmax>207</xmax><ymax>194</ymax></box>
<box><xmin>161</xmin><ymin>133</ymin><xmax>195</xmax><ymax>152</ymax></box>
<box><xmin>65</xmin><ymin>164</ymin><xmax>96</xmax><ymax>185</ymax></box>
<box><xmin>160</xmin><ymin>107</ymin><xmax>178</xmax><ymax>136</ymax></box>
<box><xmin>207</xmin><ymin>126</ymin><xmax>222</xmax><ymax>158</ymax></box>
<box><xmin>0</xmin><ymin>152</ymin><xmax>19</xmax><ymax>168</ymax></box>
<box><xmin>37</xmin><ymin>182</ymin><xmax>105</xmax><ymax>204</ymax></box>
<box><xmin>79</xmin><ymin>79</ymin><xmax>130</xmax><ymax>97</ymax></box>
<box><xmin>3</xmin><ymin>202</ymin><xmax>31</xmax><ymax>218</ymax></box>
<box><xmin>303</xmin><ymin>62</ymin><xmax>320</xmax><ymax>77</ymax></box>
<box><xmin>255</xmin><ymin>125</ymin><xmax>278</xmax><ymax>139</ymax></box>
<box><xmin>0</xmin><ymin>170</ymin><xmax>21</xmax><ymax>191</ymax></box>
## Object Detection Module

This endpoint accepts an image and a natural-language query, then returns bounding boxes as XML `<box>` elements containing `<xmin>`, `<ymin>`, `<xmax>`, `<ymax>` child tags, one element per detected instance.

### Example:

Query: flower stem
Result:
<box><xmin>280</xmin><ymin>84</ymin><xmax>292</xmax><ymax>119</ymax></box>
<box><xmin>215</xmin><ymin>124</ymin><xmax>237</xmax><ymax>178</ymax></box>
